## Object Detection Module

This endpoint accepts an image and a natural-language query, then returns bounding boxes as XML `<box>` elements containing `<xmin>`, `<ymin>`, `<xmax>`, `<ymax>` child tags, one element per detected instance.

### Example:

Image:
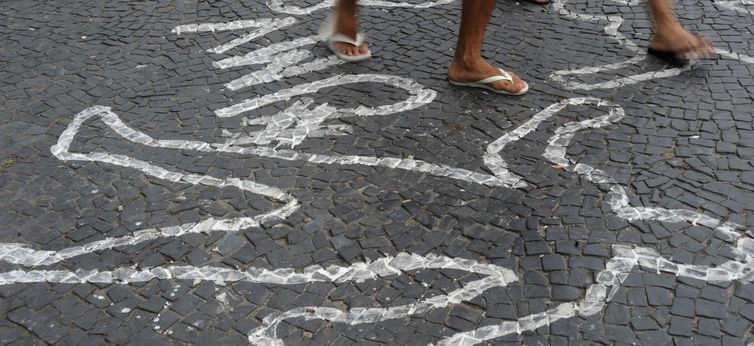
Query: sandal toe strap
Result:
<box><xmin>475</xmin><ymin>68</ymin><xmax>514</xmax><ymax>84</ymax></box>
<box><xmin>328</xmin><ymin>33</ymin><xmax>366</xmax><ymax>47</ymax></box>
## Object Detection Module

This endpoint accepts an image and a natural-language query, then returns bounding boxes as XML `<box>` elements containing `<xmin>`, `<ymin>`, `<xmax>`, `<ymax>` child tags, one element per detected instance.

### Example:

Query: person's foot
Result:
<box><xmin>649</xmin><ymin>22</ymin><xmax>715</xmax><ymax>59</ymax></box>
<box><xmin>448</xmin><ymin>58</ymin><xmax>528</xmax><ymax>94</ymax></box>
<box><xmin>332</xmin><ymin>6</ymin><xmax>369</xmax><ymax>57</ymax></box>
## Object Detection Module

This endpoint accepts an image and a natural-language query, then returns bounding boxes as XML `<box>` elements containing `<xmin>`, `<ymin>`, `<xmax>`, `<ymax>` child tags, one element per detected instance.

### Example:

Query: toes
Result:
<box><xmin>490</xmin><ymin>73</ymin><xmax>527</xmax><ymax>93</ymax></box>
<box><xmin>358</xmin><ymin>44</ymin><xmax>369</xmax><ymax>55</ymax></box>
<box><xmin>679</xmin><ymin>37</ymin><xmax>715</xmax><ymax>59</ymax></box>
<box><xmin>334</xmin><ymin>42</ymin><xmax>368</xmax><ymax>56</ymax></box>
<box><xmin>336</xmin><ymin>42</ymin><xmax>355</xmax><ymax>56</ymax></box>
<box><xmin>698</xmin><ymin>37</ymin><xmax>715</xmax><ymax>57</ymax></box>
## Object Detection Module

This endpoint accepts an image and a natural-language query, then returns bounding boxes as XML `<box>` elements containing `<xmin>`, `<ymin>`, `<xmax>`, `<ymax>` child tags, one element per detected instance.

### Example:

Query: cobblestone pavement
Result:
<box><xmin>2</xmin><ymin>0</ymin><xmax>754</xmax><ymax>344</ymax></box>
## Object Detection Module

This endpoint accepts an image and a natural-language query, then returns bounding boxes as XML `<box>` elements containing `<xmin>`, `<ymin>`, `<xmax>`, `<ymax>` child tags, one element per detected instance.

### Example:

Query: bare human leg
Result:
<box><xmin>448</xmin><ymin>0</ymin><xmax>528</xmax><ymax>95</ymax></box>
<box><xmin>647</xmin><ymin>0</ymin><xmax>714</xmax><ymax>61</ymax></box>
<box><xmin>332</xmin><ymin>0</ymin><xmax>369</xmax><ymax>57</ymax></box>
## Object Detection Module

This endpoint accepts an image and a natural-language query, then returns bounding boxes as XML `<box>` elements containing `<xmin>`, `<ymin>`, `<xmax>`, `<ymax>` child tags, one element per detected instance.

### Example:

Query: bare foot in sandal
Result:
<box><xmin>649</xmin><ymin>21</ymin><xmax>714</xmax><ymax>63</ymax></box>
<box><xmin>646</xmin><ymin>0</ymin><xmax>715</xmax><ymax>65</ymax></box>
<box><xmin>448</xmin><ymin>57</ymin><xmax>529</xmax><ymax>95</ymax></box>
<box><xmin>332</xmin><ymin>0</ymin><xmax>369</xmax><ymax>58</ymax></box>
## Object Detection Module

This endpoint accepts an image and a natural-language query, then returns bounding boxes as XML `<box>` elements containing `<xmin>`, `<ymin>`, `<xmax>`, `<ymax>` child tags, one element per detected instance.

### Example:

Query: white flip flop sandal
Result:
<box><xmin>449</xmin><ymin>68</ymin><xmax>529</xmax><ymax>96</ymax></box>
<box><xmin>319</xmin><ymin>14</ymin><xmax>371</xmax><ymax>62</ymax></box>
<box><xmin>326</xmin><ymin>33</ymin><xmax>372</xmax><ymax>62</ymax></box>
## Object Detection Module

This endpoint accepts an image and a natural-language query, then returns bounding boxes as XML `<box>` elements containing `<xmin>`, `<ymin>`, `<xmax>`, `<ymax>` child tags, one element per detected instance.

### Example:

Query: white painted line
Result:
<box><xmin>0</xmin><ymin>252</ymin><xmax>509</xmax><ymax>285</ymax></box>
<box><xmin>226</xmin><ymin>53</ymin><xmax>344</xmax><ymax>91</ymax></box>
<box><xmin>485</xmin><ymin>97</ymin><xmax>619</xmax><ymax>188</ymax></box>
<box><xmin>717</xmin><ymin>48</ymin><xmax>754</xmax><ymax>64</ymax></box>
<box><xmin>215</xmin><ymin>74</ymin><xmax>436</xmax><ymax>118</ymax></box>
<box><xmin>549</xmin><ymin>59</ymin><xmax>691</xmax><ymax>91</ymax></box>
<box><xmin>213</xmin><ymin>36</ymin><xmax>321</xmax><ymax>69</ymax></box>
<box><xmin>547</xmin><ymin>0</ymin><xmax>686</xmax><ymax>90</ymax></box>
<box><xmin>0</xmin><ymin>106</ymin><xmax>300</xmax><ymax>267</ymax></box>
<box><xmin>537</xmin><ymin>98</ymin><xmax>754</xmax><ymax>282</ymax></box>
<box><xmin>550</xmin><ymin>0</ymin><xmax>754</xmax><ymax>90</ymax></box>
<box><xmin>266</xmin><ymin>0</ymin><xmax>457</xmax><ymax>15</ymax></box>
<box><xmin>172</xmin><ymin>17</ymin><xmax>297</xmax><ymax>54</ymax></box>
<box><xmin>245</xmin><ymin>252</ymin><xmax>518</xmax><ymax>344</ymax></box>
<box><xmin>172</xmin><ymin>18</ymin><xmax>290</xmax><ymax>35</ymax></box>
<box><xmin>437</xmin><ymin>245</ymin><xmax>638</xmax><ymax>345</ymax></box>
<box><xmin>438</xmin><ymin>241</ymin><xmax>754</xmax><ymax>345</ymax></box>
<box><xmin>717</xmin><ymin>0</ymin><xmax>754</xmax><ymax>15</ymax></box>
<box><xmin>207</xmin><ymin>17</ymin><xmax>297</xmax><ymax>54</ymax></box>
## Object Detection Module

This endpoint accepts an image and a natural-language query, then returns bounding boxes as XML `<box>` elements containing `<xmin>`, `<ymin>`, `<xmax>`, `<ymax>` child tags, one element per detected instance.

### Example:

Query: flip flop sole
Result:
<box><xmin>449</xmin><ymin>80</ymin><xmax>529</xmax><ymax>96</ymax></box>
<box><xmin>647</xmin><ymin>47</ymin><xmax>689</xmax><ymax>67</ymax></box>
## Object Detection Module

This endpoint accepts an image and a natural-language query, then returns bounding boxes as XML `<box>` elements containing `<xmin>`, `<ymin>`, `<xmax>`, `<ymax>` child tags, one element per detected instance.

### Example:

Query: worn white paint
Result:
<box><xmin>175</xmin><ymin>19</ymin><xmax>344</xmax><ymax>92</ymax></box>
<box><xmin>226</xmin><ymin>53</ymin><xmax>344</xmax><ymax>91</ymax></box>
<box><xmin>484</xmin><ymin>98</ymin><xmax>621</xmax><ymax>188</ymax></box>
<box><xmin>2</xmin><ymin>93</ymin><xmax>752</xmax><ymax>346</ymax></box>
<box><xmin>38</xmin><ymin>83</ymin><xmax>514</xmax><ymax>189</ymax></box>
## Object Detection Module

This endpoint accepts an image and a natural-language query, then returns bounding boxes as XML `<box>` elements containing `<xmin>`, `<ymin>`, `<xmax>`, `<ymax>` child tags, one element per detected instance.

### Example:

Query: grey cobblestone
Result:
<box><xmin>1</xmin><ymin>0</ymin><xmax>754</xmax><ymax>344</ymax></box>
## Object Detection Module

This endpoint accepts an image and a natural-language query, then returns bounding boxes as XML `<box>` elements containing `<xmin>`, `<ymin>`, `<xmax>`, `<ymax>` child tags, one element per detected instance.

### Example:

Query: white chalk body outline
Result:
<box><xmin>2</xmin><ymin>1</ymin><xmax>754</xmax><ymax>345</ymax></box>
<box><xmin>1</xmin><ymin>98</ymin><xmax>752</xmax><ymax>345</ymax></box>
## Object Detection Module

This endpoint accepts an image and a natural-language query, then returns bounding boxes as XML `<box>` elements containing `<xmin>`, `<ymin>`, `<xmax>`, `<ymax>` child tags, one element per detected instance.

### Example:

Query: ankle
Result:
<box><xmin>335</xmin><ymin>16</ymin><xmax>358</xmax><ymax>37</ymax></box>
<box><xmin>451</xmin><ymin>53</ymin><xmax>485</xmax><ymax>70</ymax></box>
